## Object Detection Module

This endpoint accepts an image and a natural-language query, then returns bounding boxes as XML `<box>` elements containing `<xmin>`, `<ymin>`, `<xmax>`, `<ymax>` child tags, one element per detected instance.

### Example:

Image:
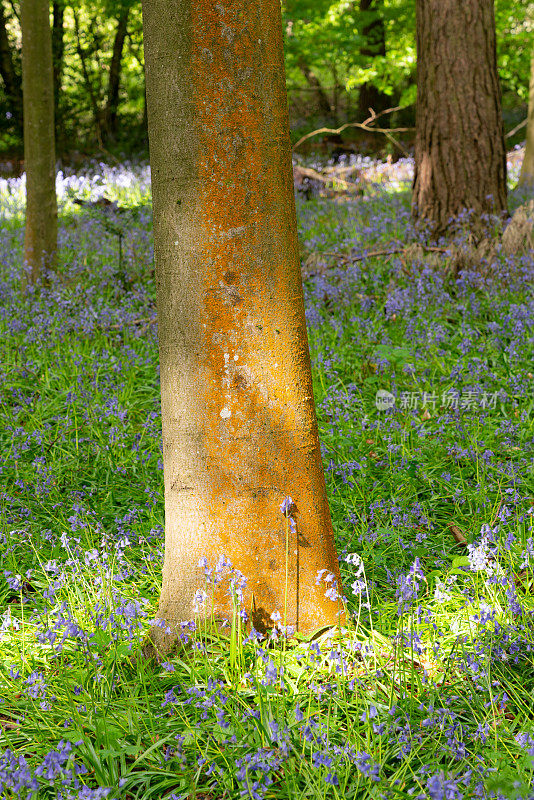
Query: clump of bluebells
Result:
<box><xmin>396</xmin><ymin>557</ymin><xmax>425</xmax><ymax>615</ymax></box>
<box><xmin>1</xmin><ymin>152</ymin><xmax>534</xmax><ymax>798</ymax></box>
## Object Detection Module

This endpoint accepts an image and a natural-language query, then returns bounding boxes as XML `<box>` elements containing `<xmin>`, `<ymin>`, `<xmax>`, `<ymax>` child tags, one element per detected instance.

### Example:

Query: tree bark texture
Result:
<box><xmin>142</xmin><ymin>0</ymin><xmax>343</xmax><ymax>651</ymax></box>
<box><xmin>21</xmin><ymin>0</ymin><xmax>57</xmax><ymax>282</ymax></box>
<box><xmin>518</xmin><ymin>55</ymin><xmax>534</xmax><ymax>189</ymax></box>
<box><xmin>412</xmin><ymin>0</ymin><xmax>507</xmax><ymax>235</ymax></box>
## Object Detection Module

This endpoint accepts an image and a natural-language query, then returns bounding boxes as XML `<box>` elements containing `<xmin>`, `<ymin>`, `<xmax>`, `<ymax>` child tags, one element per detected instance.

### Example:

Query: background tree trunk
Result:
<box><xmin>142</xmin><ymin>0</ymin><xmax>343</xmax><ymax>652</ymax></box>
<box><xmin>0</xmin><ymin>0</ymin><xmax>22</xmax><ymax>132</ymax></box>
<box><xmin>103</xmin><ymin>5</ymin><xmax>130</xmax><ymax>142</ymax></box>
<box><xmin>297</xmin><ymin>57</ymin><xmax>333</xmax><ymax>120</ymax></box>
<box><xmin>518</xmin><ymin>55</ymin><xmax>534</xmax><ymax>189</ymax></box>
<box><xmin>52</xmin><ymin>0</ymin><xmax>65</xmax><ymax>147</ymax></box>
<box><xmin>412</xmin><ymin>0</ymin><xmax>507</xmax><ymax>236</ymax></box>
<box><xmin>73</xmin><ymin>8</ymin><xmax>103</xmax><ymax>146</ymax></box>
<box><xmin>21</xmin><ymin>0</ymin><xmax>57</xmax><ymax>282</ymax></box>
<box><xmin>297</xmin><ymin>58</ymin><xmax>344</xmax><ymax>152</ymax></box>
<box><xmin>357</xmin><ymin>0</ymin><xmax>390</xmax><ymax>120</ymax></box>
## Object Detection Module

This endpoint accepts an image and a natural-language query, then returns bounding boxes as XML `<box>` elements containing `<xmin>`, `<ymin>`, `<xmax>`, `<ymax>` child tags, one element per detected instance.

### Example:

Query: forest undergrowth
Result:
<box><xmin>0</xmin><ymin>153</ymin><xmax>533</xmax><ymax>799</ymax></box>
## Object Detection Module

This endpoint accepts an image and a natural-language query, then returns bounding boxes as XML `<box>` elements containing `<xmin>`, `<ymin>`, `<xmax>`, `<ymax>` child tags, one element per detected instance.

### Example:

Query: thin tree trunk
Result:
<box><xmin>0</xmin><ymin>0</ymin><xmax>22</xmax><ymax>131</ymax></box>
<box><xmin>104</xmin><ymin>5</ymin><xmax>130</xmax><ymax>141</ymax></box>
<box><xmin>52</xmin><ymin>0</ymin><xmax>64</xmax><ymax>142</ymax></box>
<box><xmin>331</xmin><ymin>62</ymin><xmax>339</xmax><ymax>126</ymax></box>
<box><xmin>21</xmin><ymin>0</ymin><xmax>57</xmax><ymax>283</ymax></box>
<box><xmin>73</xmin><ymin>8</ymin><xmax>103</xmax><ymax>146</ymax></box>
<box><xmin>518</xmin><ymin>55</ymin><xmax>534</xmax><ymax>189</ymax></box>
<box><xmin>142</xmin><ymin>0</ymin><xmax>343</xmax><ymax>652</ymax></box>
<box><xmin>357</xmin><ymin>0</ymin><xmax>390</xmax><ymax>120</ymax></box>
<box><xmin>297</xmin><ymin>58</ymin><xmax>344</xmax><ymax>152</ymax></box>
<box><xmin>298</xmin><ymin>57</ymin><xmax>333</xmax><ymax>119</ymax></box>
<box><xmin>412</xmin><ymin>0</ymin><xmax>507</xmax><ymax>236</ymax></box>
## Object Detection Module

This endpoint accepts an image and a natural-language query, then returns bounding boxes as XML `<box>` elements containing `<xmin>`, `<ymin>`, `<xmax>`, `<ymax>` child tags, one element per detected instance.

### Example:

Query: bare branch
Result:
<box><xmin>505</xmin><ymin>118</ymin><xmax>527</xmax><ymax>139</ymax></box>
<box><xmin>292</xmin><ymin>104</ymin><xmax>413</xmax><ymax>151</ymax></box>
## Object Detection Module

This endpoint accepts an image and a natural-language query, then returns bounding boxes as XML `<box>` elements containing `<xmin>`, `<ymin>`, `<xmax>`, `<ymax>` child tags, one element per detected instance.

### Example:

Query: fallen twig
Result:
<box><xmin>0</xmin><ymin>717</ymin><xmax>19</xmax><ymax>730</ymax></box>
<box><xmin>449</xmin><ymin>524</ymin><xmax>468</xmax><ymax>548</ymax></box>
<box><xmin>514</xmin><ymin>569</ymin><xmax>533</xmax><ymax>588</ymax></box>
<box><xmin>301</xmin><ymin>244</ymin><xmax>448</xmax><ymax>279</ymax></box>
<box><xmin>340</xmin><ymin>245</ymin><xmax>447</xmax><ymax>263</ymax></box>
<box><xmin>294</xmin><ymin>164</ymin><xmax>358</xmax><ymax>192</ymax></box>
<box><xmin>108</xmin><ymin>317</ymin><xmax>157</xmax><ymax>331</ymax></box>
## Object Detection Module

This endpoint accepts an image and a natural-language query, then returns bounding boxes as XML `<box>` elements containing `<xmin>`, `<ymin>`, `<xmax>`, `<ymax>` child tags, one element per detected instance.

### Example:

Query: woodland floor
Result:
<box><xmin>0</xmin><ymin>151</ymin><xmax>533</xmax><ymax>799</ymax></box>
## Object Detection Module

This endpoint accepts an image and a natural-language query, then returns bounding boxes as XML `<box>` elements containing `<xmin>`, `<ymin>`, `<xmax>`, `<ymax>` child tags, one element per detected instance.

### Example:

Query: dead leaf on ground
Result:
<box><xmin>449</xmin><ymin>524</ymin><xmax>468</xmax><ymax>548</ymax></box>
<box><xmin>0</xmin><ymin>717</ymin><xmax>20</xmax><ymax>730</ymax></box>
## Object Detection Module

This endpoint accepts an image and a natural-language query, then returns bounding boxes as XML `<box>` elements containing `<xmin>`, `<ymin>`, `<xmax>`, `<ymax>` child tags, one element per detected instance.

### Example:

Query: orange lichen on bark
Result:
<box><xmin>178</xmin><ymin>1</ymin><xmax>343</xmax><ymax>631</ymax></box>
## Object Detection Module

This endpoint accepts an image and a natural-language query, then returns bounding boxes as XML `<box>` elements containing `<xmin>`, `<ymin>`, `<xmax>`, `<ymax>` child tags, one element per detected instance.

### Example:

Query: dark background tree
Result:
<box><xmin>52</xmin><ymin>0</ymin><xmax>65</xmax><ymax>144</ymax></box>
<box><xmin>0</xmin><ymin>0</ymin><xmax>22</xmax><ymax>135</ymax></box>
<box><xmin>72</xmin><ymin>1</ymin><xmax>134</xmax><ymax>147</ymax></box>
<box><xmin>357</xmin><ymin>0</ymin><xmax>391</xmax><ymax>120</ymax></box>
<box><xmin>412</xmin><ymin>0</ymin><xmax>508</xmax><ymax>235</ymax></box>
<box><xmin>104</xmin><ymin>1</ymin><xmax>130</xmax><ymax>141</ymax></box>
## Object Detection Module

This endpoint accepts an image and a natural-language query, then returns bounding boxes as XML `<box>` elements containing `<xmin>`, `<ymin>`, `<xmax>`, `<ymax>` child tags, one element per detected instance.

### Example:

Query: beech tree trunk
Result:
<box><xmin>357</xmin><ymin>0</ymin><xmax>390</xmax><ymax>120</ymax></box>
<box><xmin>0</xmin><ymin>0</ymin><xmax>22</xmax><ymax>132</ymax></box>
<box><xmin>142</xmin><ymin>0</ymin><xmax>343</xmax><ymax>652</ymax></box>
<box><xmin>412</xmin><ymin>0</ymin><xmax>507</xmax><ymax>235</ymax></box>
<box><xmin>21</xmin><ymin>0</ymin><xmax>57</xmax><ymax>282</ymax></box>
<box><xmin>518</xmin><ymin>55</ymin><xmax>534</xmax><ymax>189</ymax></box>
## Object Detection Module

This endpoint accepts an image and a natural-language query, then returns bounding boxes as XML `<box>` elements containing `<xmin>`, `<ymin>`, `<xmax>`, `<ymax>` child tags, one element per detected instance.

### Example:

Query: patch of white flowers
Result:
<box><xmin>467</xmin><ymin>532</ymin><xmax>503</xmax><ymax>577</ymax></box>
<box><xmin>520</xmin><ymin>536</ymin><xmax>534</xmax><ymax>570</ymax></box>
<box><xmin>192</xmin><ymin>588</ymin><xmax>208</xmax><ymax>613</ymax></box>
<box><xmin>434</xmin><ymin>574</ymin><xmax>457</xmax><ymax>603</ymax></box>
<box><xmin>0</xmin><ymin>608</ymin><xmax>19</xmax><ymax>640</ymax></box>
<box><xmin>345</xmin><ymin>552</ymin><xmax>371</xmax><ymax>610</ymax></box>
